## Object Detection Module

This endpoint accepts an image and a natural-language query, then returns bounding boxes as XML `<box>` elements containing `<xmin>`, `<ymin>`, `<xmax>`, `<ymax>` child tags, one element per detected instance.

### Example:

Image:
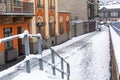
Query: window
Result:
<box><xmin>12</xmin><ymin>0</ymin><xmax>22</xmax><ymax>7</ymax></box>
<box><xmin>4</xmin><ymin>28</ymin><xmax>13</xmax><ymax>49</ymax></box>
<box><xmin>66</xmin><ymin>21</ymin><xmax>69</xmax><ymax>32</ymax></box>
<box><xmin>111</xmin><ymin>12</ymin><xmax>118</xmax><ymax>17</ymax></box>
<box><xmin>49</xmin><ymin>16</ymin><xmax>55</xmax><ymax>37</ymax></box>
<box><xmin>50</xmin><ymin>0</ymin><xmax>54</xmax><ymax>9</ymax></box>
<box><xmin>38</xmin><ymin>26</ymin><xmax>44</xmax><ymax>37</ymax></box>
<box><xmin>37</xmin><ymin>16</ymin><xmax>44</xmax><ymax>37</ymax></box>
<box><xmin>60</xmin><ymin>22</ymin><xmax>63</xmax><ymax>34</ymax></box>
<box><xmin>59</xmin><ymin>16</ymin><xmax>64</xmax><ymax>34</ymax></box>
<box><xmin>83</xmin><ymin>22</ymin><xmax>87</xmax><ymax>33</ymax></box>
<box><xmin>66</xmin><ymin>16</ymin><xmax>70</xmax><ymax>32</ymax></box>
<box><xmin>36</xmin><ymin>0</ymin><xmax>43</xmax><ymax>8</ymax></box>
<box><xmin>49</xmin><ymin>22</ymin><xmax>54</xmax><ymax>37</ymax></box>
<box><xmin>105</xmin><ymin>12</ymin><xmax>108</xmax><ymax>17</ymax></box>
<box><xmin>0</xmin><ymin>0</ymin><xmax>6</xmax><ymax>12</ymax></box>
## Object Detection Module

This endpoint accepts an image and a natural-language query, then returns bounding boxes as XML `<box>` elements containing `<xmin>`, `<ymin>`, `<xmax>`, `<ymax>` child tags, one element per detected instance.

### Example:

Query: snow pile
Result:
<box><xmin>65</xmin><ymin>26</ymin><xmax>110</xmax><ymax>80</ymax></box>
<box><xmin>12</xmin><ymin>69</ymin><xmax>63</xmax><ymax>80</ymax></box>
<box><xmin>89</xmin><ymin>27</ymin><xmax>110</xmax><ymax>80</ymax></box>
<box><xmin>110</xmin><ymin>26</ymin><xmax>120</xmax><ymax>72</ymax></box>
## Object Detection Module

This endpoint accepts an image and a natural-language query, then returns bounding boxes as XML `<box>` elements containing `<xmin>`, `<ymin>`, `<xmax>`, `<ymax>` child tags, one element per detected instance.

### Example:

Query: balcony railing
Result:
<box><xmin>0</xmin><ymin>1</ymin><xmax>34</xmax><ymax>16</ymax></box>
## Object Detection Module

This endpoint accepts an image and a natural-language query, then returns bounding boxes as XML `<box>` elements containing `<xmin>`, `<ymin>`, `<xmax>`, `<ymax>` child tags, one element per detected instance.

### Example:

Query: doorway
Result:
<box><xmin>17</xmin><ymin>27</ymin><xmax>23</xmax><ymax>56</ymax></box>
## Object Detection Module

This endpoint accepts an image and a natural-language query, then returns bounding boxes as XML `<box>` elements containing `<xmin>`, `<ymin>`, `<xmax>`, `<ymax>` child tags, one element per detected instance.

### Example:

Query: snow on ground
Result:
<box><xmin>110</xmin><ymin>26</ymin><xmax>120</xmax><ymax>72</ymax></box>
<box><xmin>0</xmin><ymin>26</ymin><xmax>110</xmax><ymax>80</ymax></box>
<box><xmin>64</xmin><ymin>26</ymin><xmax>110</xmax><ymax>80</ymax></box>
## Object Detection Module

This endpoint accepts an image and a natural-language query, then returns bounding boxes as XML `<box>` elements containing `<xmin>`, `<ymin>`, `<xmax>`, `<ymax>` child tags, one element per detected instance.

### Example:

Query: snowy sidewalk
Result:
<box><xmin>51</xmin><ymin>27</ymin><xmax>110</xmax><ymax>80</ymax></box>
<box><xmin>43</xmin><ymin>26</ymin><xmax>110</xmax><ymax>80</ymax></box>
<box><xmin>0</xmin><ymin>26</ymin><xmax>111</xmax><ymax>80</ymax></box>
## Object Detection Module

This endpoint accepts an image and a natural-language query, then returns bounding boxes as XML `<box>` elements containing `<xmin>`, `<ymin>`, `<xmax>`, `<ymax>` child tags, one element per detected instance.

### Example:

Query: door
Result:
<box><xmin>17</xmin><ymin>27</ymin><xmax>23</xmax><ymax>56</ymax></box>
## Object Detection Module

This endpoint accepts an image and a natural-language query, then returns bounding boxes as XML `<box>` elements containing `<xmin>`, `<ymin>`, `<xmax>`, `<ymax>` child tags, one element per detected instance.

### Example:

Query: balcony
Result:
<box><xmin>0</xmin><ymin>1</ymin><xmax>34</xmax><ymax>16</ymax></box>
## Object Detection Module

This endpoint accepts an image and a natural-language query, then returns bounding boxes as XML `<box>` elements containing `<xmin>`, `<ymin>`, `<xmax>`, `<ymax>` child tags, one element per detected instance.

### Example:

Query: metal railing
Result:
<box><xmin>0</xmin><ymin>30</ymin><xmax>70</xmax><ymax>80</ymax></box>
<box><xmin>0</xmin><ymin>1</ymin><xmax>34</xmax><ymax>15</ymax></box>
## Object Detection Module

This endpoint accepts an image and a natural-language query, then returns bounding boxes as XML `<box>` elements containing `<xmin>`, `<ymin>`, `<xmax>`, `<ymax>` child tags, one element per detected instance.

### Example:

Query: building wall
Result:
<box><xmin>70</xmin><ymin>0</ymin><xmax>89</xmax><ymax>36</ymax></box>
<box><xmin>58</xmin><ymin>0</ymin><xmax>70</xmax><ymax>12</ymax></box>
<box><xmin>56</xmin><ymin>12</ymin><xmax>70</xmax><ymax>44</ymax></box>
<box><xmin>70</xmin><ymin>0</ymin><xmax>88</xmax><ymax>21</ymax></box>
<box><xmin>58</xmin><ymin>0</ymin><xmax>90</xmax><ymax>38</ymax></box>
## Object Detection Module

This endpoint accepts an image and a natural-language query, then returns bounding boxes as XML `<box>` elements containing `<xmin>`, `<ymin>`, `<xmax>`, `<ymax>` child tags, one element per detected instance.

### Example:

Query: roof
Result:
<box><xmin>99</xmin><ymin>3</ymin><xmax>120</xmax><ymax>10</ymax></box>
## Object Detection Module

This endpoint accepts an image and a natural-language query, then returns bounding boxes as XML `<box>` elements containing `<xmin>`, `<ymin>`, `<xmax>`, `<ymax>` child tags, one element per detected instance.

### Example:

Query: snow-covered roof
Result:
<box><xmin>99</xmin><ymin>3</ymin><xmax>120</xmax><ymax>10</ymax></box>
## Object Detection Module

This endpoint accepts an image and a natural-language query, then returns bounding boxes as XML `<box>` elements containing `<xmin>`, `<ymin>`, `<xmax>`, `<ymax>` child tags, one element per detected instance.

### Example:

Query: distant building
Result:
<box><xmin>99</xmin><ymin>1</ymin><xmax>120</xmax><ymax>22</ymax></box>
<box><xmin>88</xmin><ymin>0</ymin><xmax>99</xmax><ymax>32</ymax></box>
<box><xmin>58</xmin><ymin>0</ymin><xmax>99</xmax><ymax>35</ymax></box>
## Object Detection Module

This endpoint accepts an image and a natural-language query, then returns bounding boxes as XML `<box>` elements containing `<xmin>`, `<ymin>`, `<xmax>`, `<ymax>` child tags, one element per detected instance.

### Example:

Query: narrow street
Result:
<box><xmin>53</xmin><ymin>28</ymin><xmax>110</xmax><ymax>80</ymax></box>
<box><xmin>0</xmin><ymin>27</ymin><xmax>110</xmax><ymax>80</ymax></box>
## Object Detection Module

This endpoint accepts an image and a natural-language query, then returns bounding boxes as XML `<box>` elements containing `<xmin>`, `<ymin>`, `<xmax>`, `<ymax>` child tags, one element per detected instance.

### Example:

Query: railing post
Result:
<box><xmin>37</xmin><ymin>34</ymin><xmax>43</xmax><ymax>70</ymax></box>
<box><xmin>61</xmin><ymin>58</ymin><xmax>64</xmax><ymax>79</ymax></box>
<box><xmin>51</xmin><ymin>50</ymin><xmax>56</xmax><ymax>75</ymax></box>
<box><xmin>67</xmin><ymin>63</ymin><xmax>70</xmax><ymax>80</ymax></box>
<box><xmin>24</xmin><ymin>33</ymin><xmax>31</xmax><ymax>73</ymax></box>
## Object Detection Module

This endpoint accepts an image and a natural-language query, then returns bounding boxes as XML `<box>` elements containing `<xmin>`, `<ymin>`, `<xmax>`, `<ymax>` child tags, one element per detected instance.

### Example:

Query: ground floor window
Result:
<box><xmin>49</xmin><ymin>22</ymin><xmax>54</xmax><ymax>37</ymax></box>
<box><xmin>4</xmin><ymin>28</ymin><xmax>13</xmax><ymax>49</ymax></box>
<box><xmin>38</xmin><ymin>25</ymin><xmax>44</xmax><ymax>37</ymax></box>
<box><xmin>66</xmin><ymin>21</ymin><xmax>70</xmax><ymax>32</ymax></box>
<box><xmin>83</xmin><ymin>22</ymin><xmax>87</xmax><ymax>33</ymax></box>
<box><xmin>60</xmin><ymin>22</ymin><xmax>63</xmax><ymax>34</ymax></box>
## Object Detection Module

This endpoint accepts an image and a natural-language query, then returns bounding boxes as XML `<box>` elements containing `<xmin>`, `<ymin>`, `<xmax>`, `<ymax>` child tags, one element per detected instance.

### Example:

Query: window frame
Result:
<box><xmin>66</xmin><ymin>16</ymin><xmax>70</xmax><ymax>32</ymax></box>
<box><xmin>37</xmin><ymin>16</ymin><xmax>44</xmax><ymax>37</ymax></box>
<box><xmin>111</xmin><ymin>11</ymin><xmax>118</xmax><ymax>17</ymax></box>
<box><xmin>12</xmin><ymin>0</ymin><xmax>22</xmax><ymax>7</ymax></box>
<box><xmin>4</xmin><ymin>28</ymin><xmax>13</xmax><ymax>49</ymax></box>
<box><xmin>49</xmin><ymin>0</ymin><xmax>55</xmax><ymax>9</ymax></box>
<box><xmin>36</xmin><ymin>0</ymin><xmax>44</xmax><ymax>8</ymax></box>
<box><xmin>49</xmin><ymin>22</ymin><xmax>55</xmax><ymax>37</ymax></box>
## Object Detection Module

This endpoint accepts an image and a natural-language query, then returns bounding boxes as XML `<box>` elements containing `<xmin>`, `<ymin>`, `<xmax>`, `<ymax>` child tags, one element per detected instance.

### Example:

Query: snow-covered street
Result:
<box><xmin>56</xmin><ymin>26</ymin><xmax>110</xmax><ymax>80</ymax></box>
<box><xmin>0</xmin><ymin>26</ymin><xmax>111</xmax><ymax>80</ymax></box>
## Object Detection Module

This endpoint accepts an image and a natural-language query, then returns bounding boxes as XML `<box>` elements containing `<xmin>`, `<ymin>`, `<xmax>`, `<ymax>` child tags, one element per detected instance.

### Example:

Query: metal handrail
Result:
<box><xmin>0</xmin><ymin>30</ymin><xmax>70</xmax><ymax>80</ymax></box>
<box><xmin>31</xmin><ymin>33</ymin><xmax>70</xmax><ymax>80</ymax></box>
<box><xmin>42</xmin><ymin>39</ymin><xmax>69</xmax><ymax>64</ymax></box>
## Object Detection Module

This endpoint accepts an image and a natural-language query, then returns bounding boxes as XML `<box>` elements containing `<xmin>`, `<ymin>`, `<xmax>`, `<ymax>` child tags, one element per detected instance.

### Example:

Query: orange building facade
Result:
<box><xmin>0</xmin><ymin>0</ymin><xmax>34</xmax><ymax>65</ymax></box>
<box><xmin>30</xmin><ymin>0</ymin><xmax>71</xmax><ymax>53</ymax></box>
<box><xmin>57</xmin><ymin>12</ymin><xmax>71</xmax><ymax>44</ymax></box>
